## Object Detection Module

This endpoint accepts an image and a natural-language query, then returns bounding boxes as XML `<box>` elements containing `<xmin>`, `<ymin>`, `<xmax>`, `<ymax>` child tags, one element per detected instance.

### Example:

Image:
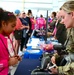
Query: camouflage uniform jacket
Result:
<box><xmin>58</xmin><ymin>28</ymin><xmax>74</xmax><ymax>75</ymax></box>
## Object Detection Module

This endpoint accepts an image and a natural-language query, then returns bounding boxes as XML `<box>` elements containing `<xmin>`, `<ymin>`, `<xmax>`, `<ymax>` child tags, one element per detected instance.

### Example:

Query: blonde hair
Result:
<box><xmin>60</xmin><ymin>1</ymin><xmax>74</xmax><ymax>13</ymax></box>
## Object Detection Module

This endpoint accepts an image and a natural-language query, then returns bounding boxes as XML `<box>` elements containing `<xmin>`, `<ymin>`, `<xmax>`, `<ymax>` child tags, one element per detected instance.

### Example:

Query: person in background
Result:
<box><xmin>30</xmin><ymin>16</ymin><xmax>36</xmax><ymax>31</ymax></box>
<box><xmin>47</xmin><ymin>11</ymin><xmax>67</xmax><ymax>45</ymax></box>
<box><xmin>49</xmin><ymin>12</ymin><xmax>57</xmax><ymax>32</ymax></box>
<box><xmin>27</xmin><ymin>9</ymin><xmax>36</xmax><ymax>32</ymax></box>
<box><xmin>36</xmin><ymin>14</ymin><xmax>46</xmax><ymax>29</ymax></box>
<box><xmin>27</xmin><ymin>9</ymin><xmax>33</xmax><ymax>18</ymax></box>
<box><xmin>55</xmin><ymin>11</ymin><xmax>67</xmax><ymax>45</ymax></box>
<box><xmin>13</xmin><ymin>10</ymin><xmax>25</xmax><ymax>54</ymax></box>
<box><xmin>50</xmin><ymin>1</ymin><xmax>74</xmax><ymax>75</ymax></box>
<box><xmin>0</xmin><ymin>8</ymin><xmax>21</xmax><ymax>75</ymax></box>
<box><xmin>27</xmin><ymin>9</ymin><xmax>32</xmax><ymax>35</ymax></box>
<box><xmin>51</xmin><ymin>12</ymin><xmax>56</xmax><ymax>20</ymax></box>
<box><xmin>22</xmin><ymin>10</ymin><xmax>32</xmax><ymax>49</ymax></box>
<box><xmin>19</xmin><ymin>11</ymin><xmax>29</xmax><ymax>51</ymax></box>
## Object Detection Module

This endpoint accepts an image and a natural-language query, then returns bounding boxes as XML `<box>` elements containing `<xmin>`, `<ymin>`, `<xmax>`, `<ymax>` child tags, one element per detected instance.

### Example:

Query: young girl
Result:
<box><xmin>0</xmin><ymin>8</ymin><xmax>21</xmax><ymax>75</ymax></box>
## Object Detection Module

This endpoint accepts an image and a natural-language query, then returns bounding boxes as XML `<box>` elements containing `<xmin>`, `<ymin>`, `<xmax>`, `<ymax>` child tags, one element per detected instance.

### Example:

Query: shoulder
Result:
<box><xmin>67</xmin><ymin>28</ymin><xmax>74</xmax><ymax>42</ymax></box>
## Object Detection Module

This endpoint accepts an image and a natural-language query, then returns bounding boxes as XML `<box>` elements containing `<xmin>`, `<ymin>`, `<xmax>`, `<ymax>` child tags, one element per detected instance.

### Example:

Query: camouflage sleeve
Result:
<box><xmin>58</xmin><ymin>62</ymin><xmax>74</xmax><ymax>75</ymax></box>
<box><xmin>66</xmin><ymin>28</ymin><xmax>74</xmax><ymax>53</ymax></box>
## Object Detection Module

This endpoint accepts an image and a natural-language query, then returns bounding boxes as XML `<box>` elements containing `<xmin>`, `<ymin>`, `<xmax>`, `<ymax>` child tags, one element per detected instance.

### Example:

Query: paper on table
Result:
<box><xmin>27</xmin><ymin>50</ymin><xmax>40</xmax><ymax>53</ymax></box>
<box><xmin>27</xmin><ymin>38</ymin><xmax>40</xmax><ymax>46</ymax></box>
<box><xmin>32</xmin><ymin>46</ymin><xmax>40</xmax><ymax>49</ymax></box>
<box><xmin>31</xmin><ymin>38</ymin><xmax>40</xmax><ymax>46</ymax></box>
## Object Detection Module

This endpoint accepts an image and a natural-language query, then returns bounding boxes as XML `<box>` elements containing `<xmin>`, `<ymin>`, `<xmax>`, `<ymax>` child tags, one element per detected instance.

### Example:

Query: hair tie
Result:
<box><xmin>8</xmin><ymin>12</ymin><xmax>14</xmax><ymax>16</ymax></box>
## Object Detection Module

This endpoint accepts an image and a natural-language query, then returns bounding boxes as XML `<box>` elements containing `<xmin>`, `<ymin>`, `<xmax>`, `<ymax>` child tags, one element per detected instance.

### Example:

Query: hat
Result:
<box><xmin>15</xmin><ymin>9</ymin><xmax>20</xmax><ymax>14</ymax></box>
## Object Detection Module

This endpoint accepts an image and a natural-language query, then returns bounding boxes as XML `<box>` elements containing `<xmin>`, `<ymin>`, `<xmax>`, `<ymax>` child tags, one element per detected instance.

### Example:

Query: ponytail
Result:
<box><xmin>0</xmin><ymin>8</ymin><xmax>16</xmax><ymax>28</ymax></box>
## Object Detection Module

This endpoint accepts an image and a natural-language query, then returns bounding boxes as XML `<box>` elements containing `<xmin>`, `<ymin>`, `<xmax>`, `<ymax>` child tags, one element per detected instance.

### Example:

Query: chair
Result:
<box><xmin>31</xmin><ymin>53</ymin><xmax>58</xmax><ymax>75</ymax></box>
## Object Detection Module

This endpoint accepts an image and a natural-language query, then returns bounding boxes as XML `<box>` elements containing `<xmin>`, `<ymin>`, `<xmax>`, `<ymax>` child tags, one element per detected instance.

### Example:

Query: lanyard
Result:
<box><xmin>0</xmin><ymin>37</ymin><xmax>14</xmax><ymax>57</ymax></box>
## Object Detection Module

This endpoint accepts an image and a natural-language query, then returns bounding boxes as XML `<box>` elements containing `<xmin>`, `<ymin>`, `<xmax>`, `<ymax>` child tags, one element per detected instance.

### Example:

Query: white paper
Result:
<box><xmin>27</xmin><ymin>50</ymin><xmax>40</xmax><ymax>53</ymax></box>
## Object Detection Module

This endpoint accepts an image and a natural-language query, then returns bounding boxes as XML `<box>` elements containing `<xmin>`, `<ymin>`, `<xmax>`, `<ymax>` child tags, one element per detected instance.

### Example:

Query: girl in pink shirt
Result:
<box><xmin>0</xmin><ymin>8</ymin><xmax>21</xmax><ymax>75</ymax></box>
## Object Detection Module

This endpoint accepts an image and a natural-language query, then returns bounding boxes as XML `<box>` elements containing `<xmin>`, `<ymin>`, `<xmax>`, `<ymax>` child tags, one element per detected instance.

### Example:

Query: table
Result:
<box><xmin>23</xmin><ymin>33</ymin><xmax>61</xmax><ymax>59</ymax></box>
<box><xmin>23</xmin><ymin>49</ymin><xmax>43</xmax><ymax>59</ymax></box>
<box><xmin>23</xmin><ymin>36</ymin><xmax>44</xmax><ymax>59</ymax></box>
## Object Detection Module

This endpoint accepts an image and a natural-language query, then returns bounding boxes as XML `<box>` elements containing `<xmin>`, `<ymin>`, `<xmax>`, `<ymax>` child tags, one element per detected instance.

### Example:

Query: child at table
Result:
<box><xmin>0</xmin><ymin>8</ymin><xmax>21</xmax><ymax>75</ymax></box>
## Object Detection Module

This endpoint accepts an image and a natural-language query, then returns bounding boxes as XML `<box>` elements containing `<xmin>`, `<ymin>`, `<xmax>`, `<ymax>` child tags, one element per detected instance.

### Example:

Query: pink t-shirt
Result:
<box><xmin>36</xmin><ymin>18</ymin><xmax>46</xmax><ymax>29</ymax></box>
<box><xmin>0</xmin><ymin>34</ymin><xmax>14</xmax><ymax>75</ymax></box>
<box><xmin>15</xmin><ymin>18</ymin><xmax>22</xmax><ymax>30</ymax></box>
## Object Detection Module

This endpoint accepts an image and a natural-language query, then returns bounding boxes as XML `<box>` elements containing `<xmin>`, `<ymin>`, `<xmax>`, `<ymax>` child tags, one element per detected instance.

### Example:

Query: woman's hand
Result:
<box><xmin>50</xmin><ymin>67</ymin><xmax>58</xmax><ymax>74</ymax></box>
<box><xmin>47</xmin><ymin>32</ymin><xmax>52</xmax><ymax>37</ymax></box>
<box><xmin>21</xmin><ymin>25</ymin><xmax>29</xmax><ymax>29</ymax></box>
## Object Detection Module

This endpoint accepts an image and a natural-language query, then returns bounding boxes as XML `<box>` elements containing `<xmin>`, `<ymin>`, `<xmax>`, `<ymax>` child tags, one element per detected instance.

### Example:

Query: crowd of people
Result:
<box><xmin>0</xmin><ymin>0</ymin><xmax>74</xmax><ymax>75</ymax></box>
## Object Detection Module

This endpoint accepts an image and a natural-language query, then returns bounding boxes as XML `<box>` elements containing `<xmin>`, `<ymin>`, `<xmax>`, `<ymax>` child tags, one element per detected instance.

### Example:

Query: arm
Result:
<box><xmin>21</xmin><ymin>24</ymin><xmax>29</xmax><ymax>29</ymax></box>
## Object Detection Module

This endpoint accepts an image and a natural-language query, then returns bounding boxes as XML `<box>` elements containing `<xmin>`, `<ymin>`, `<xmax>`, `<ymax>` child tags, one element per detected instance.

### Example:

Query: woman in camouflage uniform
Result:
<box><xmin>51</xmin><ymin>1</ymin><xmax>74</xmax><ymax>75</ymax></box>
